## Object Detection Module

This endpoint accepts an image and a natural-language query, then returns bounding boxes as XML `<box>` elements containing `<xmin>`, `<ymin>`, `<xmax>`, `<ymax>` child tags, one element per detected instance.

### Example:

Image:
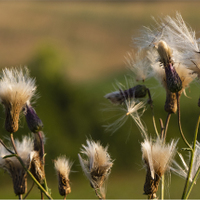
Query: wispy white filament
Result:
<box><xmin>0</xmin><ymin>67</ymin><xmax>36</xmax><ymax>106</ymax></box>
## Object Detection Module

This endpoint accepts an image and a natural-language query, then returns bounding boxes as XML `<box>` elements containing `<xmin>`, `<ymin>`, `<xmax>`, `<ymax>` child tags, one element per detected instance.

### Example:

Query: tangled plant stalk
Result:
<box><xmin>1</xmin><ymin>12</ymin><xmax>200</xmax><ymax>200</ymax></box>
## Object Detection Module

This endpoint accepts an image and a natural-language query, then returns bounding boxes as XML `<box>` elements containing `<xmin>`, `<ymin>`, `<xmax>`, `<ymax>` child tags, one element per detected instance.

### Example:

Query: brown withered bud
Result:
<box><xmin>4</xmin><ymin>101</ymin><xmax>22</xmax><ymax>133</ymax></box>
<box><xmin>164</xmin><ymin>90</ymin><xmax>182</xmax><ymax>114</ymax></box>
<box><xmin>143</xmin><ymin>165</ymin><xmax>160</xmax><ymax>199</ymax></box>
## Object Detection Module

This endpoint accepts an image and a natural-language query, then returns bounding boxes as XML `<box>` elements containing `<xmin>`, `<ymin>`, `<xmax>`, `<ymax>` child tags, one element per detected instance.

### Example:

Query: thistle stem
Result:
<box><xmin>163</xmin><ymin>113</ymin><xmax>171</xmax><ymax>142</ymax></box>
<box><xmin>24</xmin><ymin>182</ymin><xmax>35</xmax><ymax>199</ymax></box>
<box><xmin>176</xmin><ymin>93</ymin><xmax>192</xmax><ymax>150</ymax></box>
<box><xmin>19</xmin><ymin>194</ymin><xmax>22</xmax><ymax>200</ymax></box>
<box><xmin>161</xmin><ymin>175</ymin><xmax>164</xmax><ymax>200</ymax></box>
<box><xmin>0</xmin><ymin>139</ymin><xmax>14</xmax><ymax>154</ymax></box>
<box><xmin>185</xmin><ymin>166</ymin><xmax>200</xmax><ymax>199</ymax></box>
<box><xmin>182</xmin><ymin>115</ymin><xmax>200</xmax><ymax>199</ymax></box>
<box><xmin>147</xmin><ymin>89</ymin><xmax>159</xmax><ymax>137</ymax></box>
<box><xmin>9</xmin><ymin>133</ymin><xmax>53</xmax><ymax>199</ymax></box>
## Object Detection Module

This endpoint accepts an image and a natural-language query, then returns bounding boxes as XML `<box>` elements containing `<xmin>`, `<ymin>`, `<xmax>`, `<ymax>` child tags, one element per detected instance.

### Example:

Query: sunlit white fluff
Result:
<box><xmin>104</xmin><ymin>97</ymin><xmax>147</xmax><ymax>138</ymax></box>
<box><xmin>147</xmin><ymin>43</ymin><xmax>196</xmax><ymax>94</ymax></box>
<box><xmin>125</xmin><ymin>49</ymin><xmax>152</xmax><ymax>82</ymax></box>
<box><xmin>0</xmin><ymin>67</ymin><xmax>36</xmax><ymax>106</ymax></box>
<box><xmin>171</xmin><ymin>141</ymin><xmax>200</xmax><ymax>182</ymax></box>
<box><xmin>78</xmin><ymin>139</ymin><xmax>113</xmax><ymax>199</ymax></box>
<box><xmin>54</xmin><ymin>155</ymin><xmax>73</xmax><ymax>179</ymax></box>
<box><xmin>0</xmin><ymin>135</ymin><xmax>34</xmax><ymax>195</ymax></box>
<box><xmin>54</xmin><ymin>155</ymin><xmax>73</xmax><ymax>196</ymax></box>
<box><xmin>142</xmin><ymin>137</ymin><xmax>177</xmax><ymax>180</ymax></box>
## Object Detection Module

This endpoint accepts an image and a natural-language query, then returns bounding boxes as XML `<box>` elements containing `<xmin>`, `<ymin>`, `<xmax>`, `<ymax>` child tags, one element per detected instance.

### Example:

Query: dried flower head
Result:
<box><xmin>30</xmin><ymin>132</ymin><xmax>46</xmax><ymax>183</ymax></box>
<box><xmin>171</xmin><ymin>141</ymin><xmax>200</xmax><ymax>182</ymax></box>
<box><xmin>54</xmin><ymin>156</ymin><xmax>73</xmax><ymax>197</ymax></box>
<box><xmin>0</xmin><ymin>135</ymin><xmax>34</xmax><ymax>195</ymax></box>
<box><xmin>78</xmin><ymin>139</ymin><xmax>113</xmax><ymax>199</ymax></box>
<box><xmin>0</xmin><ymin>67</ymin><xmax>36</xmax><ymax>133</ymax></box>
<box><xmin>141</xmin><ymin>137</ymin><xmax>177</xmax><ymax>198</ymax></box>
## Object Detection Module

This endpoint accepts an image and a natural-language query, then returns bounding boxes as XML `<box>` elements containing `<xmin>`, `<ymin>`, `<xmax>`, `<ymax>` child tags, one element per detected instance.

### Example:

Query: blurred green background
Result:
<box><xmin>0</xmin><ymin>1</ymin><xmax>200</xmax><ymax>199</ymax></box>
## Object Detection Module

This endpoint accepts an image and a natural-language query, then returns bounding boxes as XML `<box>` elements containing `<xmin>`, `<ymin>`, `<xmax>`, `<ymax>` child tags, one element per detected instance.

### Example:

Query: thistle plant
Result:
<box><xmin>1</xmin><ymin>11</ymin><xmax>200</xmax><ymax>200</ymax></box>
<box><xmin>78</xmin><ymin>139</ymin><xmax>113</xmax><ymax>199</ymax></box>
<box><xmin>104</xmin><ymin>12</ymin><xmax>200</xmax><ymax>199</ymax></box>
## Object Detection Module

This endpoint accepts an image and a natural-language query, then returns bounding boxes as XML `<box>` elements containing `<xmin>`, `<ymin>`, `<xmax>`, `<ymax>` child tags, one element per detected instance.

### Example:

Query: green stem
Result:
<box><xmin>0</xmin><ymin>139</ymin><xmax>14</xmax><ymax>154</ymax></box>
<box><xmin>182</xmin><ymin>115</ymin><xmax>200</xmax><ymax>199</ymax></box>
<box><xmin>147</xmin><ymin>89</ymin><xmax>159</xmax><ymax>137</ymax></box>
<box><xmin>161</xmin><ymin>175</ymin><xmax>164</xmax><ymax>200</ymax></box>
<box><xmin>176</xmin><ymin>93</ymin><xmax>192</xmax><ymax>150</ymax></box>
<box><xmin>185</xmin><ymin>166</ymin><xmax>200</xmax><ymax>199</ymax></box>
<box><xmin>163</xmin><ymin>113</ymin><xmax>171</xmax><ymax>143</ymax></box>
<box><xmin>9</xmin><ymin>134</ymin><xmax>53</xmax><ymax>199</ymax></box>
<box><xmin>24</xmin><ymin>182</ymin><xmax>35</xmax><ymax>199</ymax></box>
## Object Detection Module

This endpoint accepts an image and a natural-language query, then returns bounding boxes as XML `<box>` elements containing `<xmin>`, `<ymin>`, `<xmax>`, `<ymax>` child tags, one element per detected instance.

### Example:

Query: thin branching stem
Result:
<box><xmin>182</xmin><ymin>115</ymin><xmax>200</xmax><ymax>199</ymax></box>
<box><xmin>24</xmin><ymin>182</ymin><xmax>35</xmax><ymax>199</ymax></box>
<box><xmin>163</xmin><ymin>113</ymin><xmax>171</xmax><ymax>143</ymax></box>
<box><xmin>161</xmin><ymin>175</ymin><xmax>164</xmax><ymax>200</ymax></box>
<box><xmin>19</xmin><ymin>194</ymin><xmax>22</xmax><ymax>200</ymax></box>
<box><xmin>0</xmin><ymin>139</ymin><xmax>14</xmax><ymax>154</ymax></box>
<box><xmin>9</xmin><ymin>133</ymin><xmax>53</xmax><ymax>200</ymax></box>
<box><xmin>159</xmin><ymin>118</ymin><xmax>164</xmax><ymax>139</ymax></box>
<box><xmin>176</xmin><ymin>93</ymin><xmax>192</xmax><ymax>150</ymax></box>
<box><xmin>147</xmin><ymin>89</ymin><xmax>159</xmax><ymax>137</ymax></box>
<box><xmin>185</xmin><ymin>166</ymin><xmax>200</xmax><ymax>199</ymax></box>
<box><xmin>95</xmin><ymin>189</ymin><xmax>102</xmax><ymax>200</ymax></box>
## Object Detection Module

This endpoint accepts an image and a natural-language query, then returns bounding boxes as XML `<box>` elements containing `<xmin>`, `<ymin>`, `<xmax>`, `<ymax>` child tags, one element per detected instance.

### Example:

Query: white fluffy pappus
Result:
<box><xmin>125</xmin><ymin>49</ymin><xmax>152</xmax><ymax>82</ymax></box>
<box><xmin>141</xmin><ymin>137</ymin><xmax>178</xmax><ymax>180</ymax></box>
<box><xmin>104</xmin><ymin>96</ymin><xmax>148</xmax><ymax>138</ymax></box>
<box><xmin>54</xmin><ymin>155</ymin><xmax>73</xmax><ymax>178</ymax></box>
<box><xmin>171</xmin><ymin>141</ymin><xmax>200</xmax><ymax>182</ymax></box>
<box><xmin>78</xmin><ymin>139</ymin><xmax>113</xmax><ymax>199</ymax></box>
<box><xmin>0</xmin><ymin>67</ymin><xmax>36</xmax><ymax>107</ymax></box>
<box><xmin>0</xmin><ymin>135</ymin><xmax>34</xmax><ymax>195</ymax></box>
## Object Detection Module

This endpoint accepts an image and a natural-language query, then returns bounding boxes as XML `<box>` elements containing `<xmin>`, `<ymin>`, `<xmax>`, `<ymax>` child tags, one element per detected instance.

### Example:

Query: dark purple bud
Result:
<box><xmin>25</xmin><ymin>104</ymin><xmax>43</xmax><ymax>133</ymax></box>
<box><xmin>121</xmin><ymin>85</ymin><xmax>148</xmax><ymax>99</ymax></box>
<box><xmin>165</xmin><ymin>63</ymin><xmax>182</xmax><ymax>93</ymax></box>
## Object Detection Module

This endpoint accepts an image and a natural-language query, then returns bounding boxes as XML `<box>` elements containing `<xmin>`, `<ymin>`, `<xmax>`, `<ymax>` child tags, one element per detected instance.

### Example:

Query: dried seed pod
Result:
<box><xmin>30</xmin><ymin>151</ymin><xmax>45</xmax><ymax>183</ymax></box>
<box><xmin>5</xmin><ymin>101</ymin><xmax>22</xmax><ymax>133</ymax></box>
<box><xmin>58</xmin><ymin>173</ymin><xmax>71</xmax><ymax>196</ymax></box>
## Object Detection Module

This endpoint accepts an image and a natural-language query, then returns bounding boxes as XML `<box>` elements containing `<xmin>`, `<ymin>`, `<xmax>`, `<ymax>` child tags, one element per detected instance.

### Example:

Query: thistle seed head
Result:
<box><xmin>30</xmin><ymin>151</ymin><xmax>45</xmax><ymax>183</ymax></box>
<box><xmin>0</xmin><ymin>136</ymin><xmax>34</xmax><ymax>195</ymax></box>
<box><xmin>54</xmin><ymin>156</ymin><xmax>73</xmax><ymax>197</ymax></box>
<box><xmin>78</xmin><ymin>139</ymin><xmax>113</xmax><ymax>199</ymax></box>
<box><xmin>141</xmin><ymin>138</ymin><xmax>177</xmax><ymax>197</ymax></box>
<box><xmin>0</xmin><ymin>67</ymin><xmax>36</xmax><ymax>133</ymax></box>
